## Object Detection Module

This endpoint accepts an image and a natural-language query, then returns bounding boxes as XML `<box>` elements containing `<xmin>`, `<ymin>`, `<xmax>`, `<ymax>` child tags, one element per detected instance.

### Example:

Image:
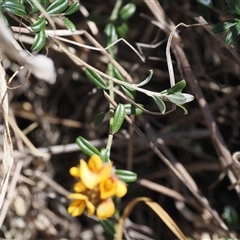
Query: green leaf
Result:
<box><xmin>46</xmin><ymin>0</ymin><xmax>69</xmax><ymax>14</ymax></box>
<box><xmin>65</xmin><ymin>2</ymin><xmax>80</xmax><ymax>15</ymax></box>
<box><xmin>124</xmin><ymin>104</ymin><xmax>143</xmax><ymax>115</ymax></box>
<box><xmin>31</xmin><ymin>17</ymin><xmax>46</xmax><ymax>33</ymax></box>
<box><xmin>196</xmin><ymin>0</ymin><xmax>212</xmax><ymax>6</ymax></box>
<box><xmin>99</xmin><ymin>220</ymin><xmax>116</xmax><ymax>236</ymax></box>
<box><xmin>40</xmin><ymin>0</ymin><xmax>50</xmax><ymax>9</ymax></box>
<box><xmin>84</xmin><ymin>68</ymin><xmax>108</xmax><ymax>89</ymax></box>
<box><xmin>116</xmin><ymin>22</ymin><xmax>129</xmax><ymax>38</ymax></box>
<box><xmin>225</xmin><ymin>0</ymin><xmax>240</xmax><ymax>15</ymax></box>
<box><xmin>112</xmin><ymin>67</ymin><xmax>135</xmax><ymax>98</ymax></box>
<box><xmin>111</xmin><ymin>104</ymin><xmax>125</xmax><ymax>134</ymax></box>
<box><xmin>167</xmin><ymin>80</ymin><xmax>186</xmax><ymax>94</ymax></box>
<box><xmin>63</xmin><ymin>17</ymin><xmax>76</xmax><ymax>32</ymax></box>
<box><xmin>119</xmin><ymin>3</ymin><xmax>136</xmax><ymax>20</ymax></box>
<box><xmin>115</xmin><ymin>169</ymin><xmax>137</xmax><ymax>182</ymax></box>
<box><xmin>225</xmin><ymin>21</ymin><xmax>240</xmax><ymax>45</ymax></box>
<box><xmin>120</xmin><ymin>86</ymin><xmax>135</xmax><ymax>98</ymax></box>
<box><xmin>212</xmin><ymin>19</ymin><xmax>237</xmax><ymax>33</ymax></box>
<box><xmin>152</xmin><ymin>96</ymin><xmax>166</xmax><ymax>114</ymax></box>
<box><xmin>92</xmin><ymin>112</ymin><xmax>106</xmax><ymax>127</ymax></box>
<box><xmin>104</xmin><ymin>23</ymin><xmax>117</xmax><ymax>54</ymax></box>
<box><xmin>100</xmin><ymin>148</ymin><xmax>110</xmax><ymax>163</ymax></box>
<box><xmin>134</xmin><ymin>70</ymin><xmax>154</xmax><ymax>87</ymax></box>
<box><xmin>1</xmin><ymin>1</ymin><xmax>26</xmax><ymax>16</ymax></box>
<box><xmin>112</xmin><ymin>67</ymin><xmax>125</xmax><ymax>81</ymax></box>
<box><xmin>165</xmin><ymin>93</ymin><xmax>194</xmax><ymax>105</ymax></box>
<box><xmin>31</xmin><ymin>29</ymin><xmax>46</xmax><ymax>52</ymax></box>
<box><xmin>76</xmin><ymin>136</ymin><xmax>100</xmax><ymax>156</ymax></box>
<box><xmin>224</xmin><ymin>206</ymin><xmax>238</xmax><ymax>225</ymax></box>
<box><xmin>104</xmin><ymin>23</ymin><xmax>116</xmax><ymax>40</ymax></box>
<box><xmin>177</xmin><ymin>105</ymin><xmax>188</xmax><ymax>115</ymax></box>
<box><xmin>25</xmin><ymin>0</ymin><xmax>50</xmax><ymax>13</ymax></box>
<box><xmin>24</xmin><ymin>0</ymin><xmax>39</xmax><ymax>14</ymax></box>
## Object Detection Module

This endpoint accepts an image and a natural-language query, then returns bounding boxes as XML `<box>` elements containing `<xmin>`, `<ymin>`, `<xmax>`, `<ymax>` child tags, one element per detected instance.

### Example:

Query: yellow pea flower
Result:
<box><xmin>68</xmin><ymin>193</ymin><xmax>95</xmax><ymax>217</ymax></box>
<box><xmin>96</xmin><ymin>199</ymin><xmax>115</xmax><ymax>220</ymax></box>
<box><xmin>99</xmin><ymin>176</ymin><xmax>127</xmax><ymax>199</ymax></box>
<box><xmin>68</xmin><ymin>155</ymin><xmax>128</xmax><ymax>220</ymax></box>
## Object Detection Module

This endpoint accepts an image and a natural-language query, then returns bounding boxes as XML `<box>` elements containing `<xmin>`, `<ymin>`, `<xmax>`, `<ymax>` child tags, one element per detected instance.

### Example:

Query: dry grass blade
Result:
<box><xmin>0</xmin><ymin>55</ymin><xmax>13</xmax><ymax>215</ymax></box>
<box><xmin>8</xmin><ymin>116</ymin><xmax>49</xmax><ymax>159</ymax></box>
<box><xmin>116</xmin><ymin>197</ymin><xmax>186</xmax><ymax>240</ymax></box>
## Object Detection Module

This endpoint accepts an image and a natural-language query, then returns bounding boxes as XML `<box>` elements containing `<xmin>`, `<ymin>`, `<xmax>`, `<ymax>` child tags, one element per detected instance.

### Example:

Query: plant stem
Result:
<box><xmin>106</xmin><ymin>0</ymin><xmax>122</xmax><ymax>152</ymax></box>
<box><xmin>110</xmin><ymin>0</ymin><xmax>122</xmax><ymax>21</ymax></box>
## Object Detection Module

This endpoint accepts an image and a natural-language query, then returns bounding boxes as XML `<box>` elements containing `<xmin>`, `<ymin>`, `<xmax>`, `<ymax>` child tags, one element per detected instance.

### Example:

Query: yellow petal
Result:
<box><xmin>73</xmin><ymin>181</ymin><xmax>86</xmax><ymax>192</ymax></box>
<box><xmin>88</xmin><ymin>155</ymin><xmax>103</xmax><ymax>171</ymax></box>
<box><xmin>100</xmin><ymin>163</ymin><xmax>113</xmax><ymax>181</ymax></box>
<box><xmin>96</xmin><ymin>199</ymin><xmax>115</xmax><ymax>220</ymax></box>
<box><xmin>68</xmin><ymin>199</ymin><xmax>86</xmax><ymax>217</ymax></box>
<box><xmin>69</xmin><ymin>166</ymin><xmax>80</xmax><ymax>178</ymax></box>
<box><xmin>99</xmin><ymin>178</ymin><xmax>117</xmax><ymax>199</ymax></box>
<box><xmin>68</xmin><ymin>193</ymin><xmax>88</xmax><ymax>200</ymax></box>
<box><xmin>86</xmin><ymin>200</ymin><xmax>95</xmax><ymax>217</ymax></box>
<box><xmin>116</xmin><ymin>180</ymin><xmax>127</xmax><ymax>198</ymax></box>
<box><xmin>80</xmin><ymin>160</ymin><xmax>100</xmax><ymax>189</ymax></box>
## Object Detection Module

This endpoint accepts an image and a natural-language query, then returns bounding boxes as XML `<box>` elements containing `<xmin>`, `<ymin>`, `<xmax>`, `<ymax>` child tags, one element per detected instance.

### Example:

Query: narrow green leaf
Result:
<box><xmin>152</xmin><ymin>96</ymin><xmax>166</xmax><ymax>114</ymax></box>
<box><xmin>104</xmin><ymin>23</ymin><xmax>116</xmax><ymax>40</ymax></box>
<box><xmin>111</xmin><ymin>104</ymin><xmax>125</xmax><ymax>134</ymax></box>
<box><xmin>65</xmin><ymin>2</ymin><xmax>80</xmax><ymax>15</ymax></box>
<box><xmin>116</xmin><ymin>22</ymin><xmax>129</xmax><ymax>38</ymax></box>
<box><xmin>115</xmin><ymin>169</ymin><xmax>137</xmax><ymax>182</ymax></box>
<box><xmin>166</xmin><ymin>93</ymin><xmax>194</xmax><ymax>105</ymax></box>
<box><xmin>40</xmin><ymin>0</ymin><xmax>50</xmax><ymax>9</ymax></box>
<box><xmin>92</xmin><ymin>112</ymin><xmax>106</xmax><ymax>127</ymax></box>
<box><xmin>112</xmin><ymin>67</ymin><xmax>125</xmax><ymax>81</ymax></box>
<box><xmin>224</xmin><ymin>206</ymin><xmax>239</xmax><ymax>225</ymax></box>
<box><xmin>177</xmin><ymin>105</ymin><xmax>188</xmax><ymax>115</ymax></box>
<box><xmin>212</xmin><ymin>19</ymin><xmax>237</xmax><ymax>33</ymax></box>
<box><xmin>134</xmin><ymin>70</ymin><xmax>154</xmax><ymax>87</ymax></box>
<box><xmin>99</xmin><ymin>220</ymin><xmax>116</xmax><ymax>236</ymax></box>
<box><xmin>63</xmin><ymin>17</ymin><xmax>76</xmax><ymax>32</ymax></box>
<box><xmin>24</xmin><ymin>0</ymin><xmax>39</xmax><ymax>14</ymax></box>
<box><xmin>31</xmin><ymin>29</ymin><xmax>46</xmax><ymax>52</ymax></box>
<box><xmin>104</xmin><ymin>23</ymin><xmax>117</xmax><ymax>54</ymax></box>
<box><xmin>119</xmin><ymin>3</ymin><xmax>136</xmax><ymax>20</ymax></box>
<box><xmin>120</xmin><ymin>86</ymin><xmax>135</xmax><ymax>99</ymax></box>
<box><xmin>46</xmin><ymin>0</ymin><xmax>69</xmax><ymax>14</ymax></box>
<box><xmin>225</xmin><ymin>21</ymin><xmax>240</xmax><ymax>45</ymax></box>
<box><xmin>76</xmin><ymin>136</ymin><xmax>100</xmax><ymax>156</ymax></box>
<box><xmin>196</xmin><ymin>0</ymin><xmax>212</xmax><ymax>6</ymax></box>
<box><xmin>84</xmin><ymin>68</ymin><xmax>108</xmax><ymax>89</ymax></box>
<box><xmin>112</xmin><ymin>68</ymin><xmax>135</xmax><ymax>98</ymax></box>
<box><xmin>31</xmin><ymin>17</ymin><xmax>46</xmax><ymax>33</ymax></box>
<box><xmin>124</xmin><ymin>104</ymin><xmax>143</xmax><ymax>115</ymax></box>
<box><xmin>2</xmin><ymin>1</ymin><xmax>26</xmax><ymax>16</ymax></box>
<box><xmin>167</xmin><ymin>80</ymin><xmax>186</xmax><ymax>94</ymax></box>
<box><xmin>226</xmin><ymin>0</ymin><xmax>240</xmax><ymax>15</ymax></box>
<box><xmin>100</xmin><ymin>148</ymin><xmax>110</xmax><ymax>163</ymax></box>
